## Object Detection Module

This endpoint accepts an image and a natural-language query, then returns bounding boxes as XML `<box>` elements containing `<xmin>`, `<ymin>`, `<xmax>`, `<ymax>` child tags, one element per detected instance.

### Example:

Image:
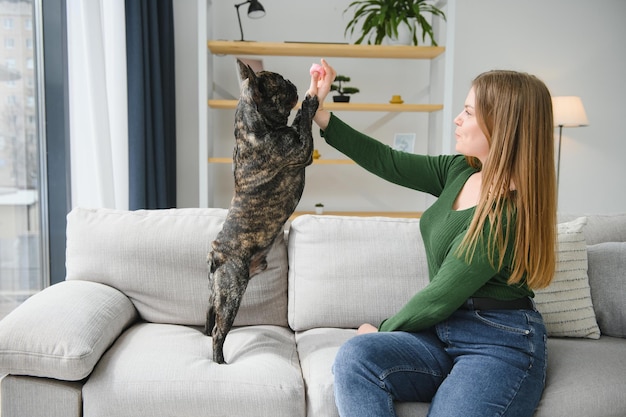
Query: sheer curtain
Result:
<box><xmin>66</xmin><ymin>0</ymin><xmax>129</xmax><ymax>209</ymax></box>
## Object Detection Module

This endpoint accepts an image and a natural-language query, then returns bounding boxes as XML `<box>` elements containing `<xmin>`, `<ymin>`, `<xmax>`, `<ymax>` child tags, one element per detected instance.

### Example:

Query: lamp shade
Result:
<box><xmin>247</xmin><ymin>0</ymin><xmax>265</xmax><ymax>18</ymax></box>
<box><xmin>552</xmin><ymin>96</ymin><xmax>589</xmax><ymax>127</ymax></box>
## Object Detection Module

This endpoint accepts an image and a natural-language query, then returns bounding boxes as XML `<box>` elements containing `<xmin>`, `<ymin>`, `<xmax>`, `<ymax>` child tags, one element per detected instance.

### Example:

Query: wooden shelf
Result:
<box><xmin>208</xmin><ymin>40</ymin><xmax>445</xmax><ymax>60</ymax></box>
<box><xmin>208</xmin><ymin>99</ymin><xmax>442</xmax><ymax>113</ymax></box>
<box><xmin>290</xmin><ymin>211</ymin><xmax>422</xmax><ymax>219</ymax></box>
<box><xmin>206</xmin><ymin>40</ymin><xmax>445</xmax><ymax>213</ymax></box>
<box><xmin>208</xmin><ymin>157</ymin><xmax>355</xmax><ymax>165</ymax></box>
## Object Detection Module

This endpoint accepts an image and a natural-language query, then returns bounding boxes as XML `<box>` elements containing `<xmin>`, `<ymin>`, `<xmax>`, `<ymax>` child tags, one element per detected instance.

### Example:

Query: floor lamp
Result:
<box><xmin>551</xmin><ymin>96</ymin><xmax>589</xmax><ymax>195</ymax></box>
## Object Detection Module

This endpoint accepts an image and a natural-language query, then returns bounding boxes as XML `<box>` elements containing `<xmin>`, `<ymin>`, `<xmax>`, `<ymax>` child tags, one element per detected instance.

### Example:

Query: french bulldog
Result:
<box><xmin>205</xmin><ymin>60</ymin><xmax>318</xmax><ymax>364</ymax></box>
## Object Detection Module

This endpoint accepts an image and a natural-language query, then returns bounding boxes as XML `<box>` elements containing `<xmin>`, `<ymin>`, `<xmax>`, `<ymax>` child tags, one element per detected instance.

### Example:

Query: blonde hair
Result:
<box><xmin>460</xmin><ymin>70</ymin><xmax>557</xmax><ymax>289</ymax></box>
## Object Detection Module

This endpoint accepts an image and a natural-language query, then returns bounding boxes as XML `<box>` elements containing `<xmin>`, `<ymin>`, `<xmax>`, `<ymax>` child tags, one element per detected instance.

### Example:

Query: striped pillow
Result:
<box><xmin>534</xmin><ymin>217</ymin><xmax>601</xmax><ymax>339</ymax></box>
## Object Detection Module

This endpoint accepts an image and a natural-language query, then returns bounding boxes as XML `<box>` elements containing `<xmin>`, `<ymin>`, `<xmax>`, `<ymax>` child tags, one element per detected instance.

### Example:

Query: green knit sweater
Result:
<box><xmin>321</xmin><ymin>114</ymin><xmax>533</xmax><ymax>333</ymax></box>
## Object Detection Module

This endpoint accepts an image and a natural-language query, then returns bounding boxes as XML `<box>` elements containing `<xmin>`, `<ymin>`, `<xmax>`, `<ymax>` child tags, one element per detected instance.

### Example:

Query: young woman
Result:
<box><xmin>307</xmin><ymin>59</ymin><xmax>557</xmax><ymax>417</ymax></box>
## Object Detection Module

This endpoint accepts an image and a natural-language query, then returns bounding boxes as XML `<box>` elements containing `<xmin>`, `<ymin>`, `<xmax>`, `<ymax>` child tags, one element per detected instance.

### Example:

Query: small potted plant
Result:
<box><xmin>343</xmin><ymin>0</ymin><xmax>446</xmax><ymax>46</ymax></box>
<box><xmin>331</xmin><ymin>75</ymin><xmax>360</xmax><ymax>103</ymax></box>
<box><xmin>315</xmin><ymin>203</ymin><xmax>324</xmax><ymax>215</ymax></box>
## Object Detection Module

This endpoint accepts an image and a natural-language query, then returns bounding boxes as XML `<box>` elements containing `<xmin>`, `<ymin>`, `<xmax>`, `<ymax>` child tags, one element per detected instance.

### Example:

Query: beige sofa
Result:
<box><xmin>1</xmin><ymin>208</ymin><xmax>625</xmax><ymax>417</ymax></box>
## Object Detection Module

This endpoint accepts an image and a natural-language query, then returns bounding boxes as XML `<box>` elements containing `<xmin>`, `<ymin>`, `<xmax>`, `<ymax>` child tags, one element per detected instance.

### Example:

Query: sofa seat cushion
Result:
<box><xmin>296</xmin><ymin>328</ymin><xmax>430</xmax><ymax>417</ymax></box>
<box><xmin>296</xmin><ymin>329</ymin><xmax>626</xmax><ymax>417</ymax></box>
<box><xmin>82</xmin><ymin>323</ymin><xmax>304</xmax><ymax>417</ymax></box>
<box><xmin>66</xmin><ymin>208</ymin><xmax>289</xmax><ymax>327</ymax></box>
<box><xmin>535</xmin><ymin>337</ymin><xmax>626</xmax><ymax>417</ymax></box>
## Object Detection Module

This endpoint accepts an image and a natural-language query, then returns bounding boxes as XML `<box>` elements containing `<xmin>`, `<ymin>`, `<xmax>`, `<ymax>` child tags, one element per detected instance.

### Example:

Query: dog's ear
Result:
<box><xmin>236</xmin><ymin>59</ymin><xmax>257</xmax><ymax>83</ymax></box>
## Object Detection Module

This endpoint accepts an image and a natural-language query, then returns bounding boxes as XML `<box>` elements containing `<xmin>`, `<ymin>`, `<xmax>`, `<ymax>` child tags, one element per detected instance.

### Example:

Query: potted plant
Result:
<box><xmin>343</xmin><ymin>0</ymin><xmax>446</xmax><ymax>46</ymax></box>
<box><xmin>331</xmin><ymin>75</ymin><xmax>360</xmax><ymax>102</ymax></box>
<box><xmin>314</xmin><ymin>203</ymin><xmax>324</xmax><ymax>214</ymax></box>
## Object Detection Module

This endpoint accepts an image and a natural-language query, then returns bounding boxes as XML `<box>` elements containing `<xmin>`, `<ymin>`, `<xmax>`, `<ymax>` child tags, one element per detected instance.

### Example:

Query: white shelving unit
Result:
<box><xmin>205</xmin><ymin>41</ymin><xmax>446</xmax><ymax>216</ymax></box>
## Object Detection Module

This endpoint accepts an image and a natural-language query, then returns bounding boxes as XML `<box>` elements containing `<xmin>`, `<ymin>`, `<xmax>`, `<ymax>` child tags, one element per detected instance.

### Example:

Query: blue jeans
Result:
<box><xmin>333</xmin><ymin>307</ymin><xmax>547</xmax><ymax>417</ymax></box>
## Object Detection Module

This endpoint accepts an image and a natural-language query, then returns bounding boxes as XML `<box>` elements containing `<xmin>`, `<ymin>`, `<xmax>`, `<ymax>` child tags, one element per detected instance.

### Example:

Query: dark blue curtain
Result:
<box><xmin>125</xmin><ymin>0</ymin><xmax>176</xmax><ymax>210</ymax></box>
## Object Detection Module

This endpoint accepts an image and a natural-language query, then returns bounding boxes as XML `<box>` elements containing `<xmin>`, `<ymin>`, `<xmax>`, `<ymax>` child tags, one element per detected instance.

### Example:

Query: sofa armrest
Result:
<box><xmin>0</xmin><ymin>280</ymin><xmax>137</xmax><ymax>381</ymax></box>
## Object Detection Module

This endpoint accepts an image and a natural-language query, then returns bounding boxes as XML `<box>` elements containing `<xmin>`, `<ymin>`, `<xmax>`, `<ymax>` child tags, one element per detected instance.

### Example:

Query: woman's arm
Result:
<box><xmin>378</xmin><ymin>218</ymin><xmax>521</xmax><ymax>333</ymax></box>
<box><xmin>306</xmin><ymin>59</ymin><xmax>335</xmax><ymax>130</ymax></box>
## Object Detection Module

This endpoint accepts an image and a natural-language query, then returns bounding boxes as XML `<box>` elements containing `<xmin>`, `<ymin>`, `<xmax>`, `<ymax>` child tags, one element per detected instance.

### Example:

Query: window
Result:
<box><xmin>0</xmin><ymin>0</ymin><xmax>46</xmax><ymax>319</ymax></box>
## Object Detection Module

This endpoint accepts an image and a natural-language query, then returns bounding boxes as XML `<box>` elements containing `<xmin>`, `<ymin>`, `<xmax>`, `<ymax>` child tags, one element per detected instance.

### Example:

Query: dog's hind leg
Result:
<box><xmin>205</xmin><ymin>252</ymin><xmax>217</xmax><ymax>337</ymax></box>
<box><xmin>205</xmin><ymin>281</ymin><xmax>216</xmax><ymax>337</ymax></box>
<box><xmin>208</xmin><ymin>259</ymin><xmax>249</xmax><ymax>364</ymax></box>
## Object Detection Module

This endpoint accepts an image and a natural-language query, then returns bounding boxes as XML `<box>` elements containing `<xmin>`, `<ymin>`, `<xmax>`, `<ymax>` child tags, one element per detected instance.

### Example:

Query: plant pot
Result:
<box><xmin>315</xmin><ymin>207</ymin><xmax>324</xmax><ymax>214</ymax></box>
<box><xmin>333</xmin><ymin>95</ymin><xmax>350</xmax><ymax>103</ymax></box>
<box><xmin>385</xmin><ymin>21</ymin><xmax>413</xmax><ymax>45</ymax></box>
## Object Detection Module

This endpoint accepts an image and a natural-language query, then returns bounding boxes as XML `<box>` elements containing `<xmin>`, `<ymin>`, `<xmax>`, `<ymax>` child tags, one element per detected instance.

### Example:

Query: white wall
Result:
<box><xmin>177</xmin><ymin>0</ymin><xmax>626</xmax><ymax>214</ymax></box>
<box><xmin>450</xmin><ymin>0</ymin><xmax>626</xmax><ymax>214</ymax></box>
<box><xmin>173</xmin><ymin>0</ymin><xmax>207</xmax><ymax>208</ymax></box>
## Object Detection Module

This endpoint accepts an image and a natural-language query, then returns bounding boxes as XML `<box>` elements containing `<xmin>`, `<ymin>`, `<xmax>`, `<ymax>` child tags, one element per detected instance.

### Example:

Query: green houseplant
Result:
<box><xmin>344</xmin><ymin>0</ymin><xmax>446</xmax><ymax>46</ymax></box>
<box><xmin>331</xmin><ymin>75</ymin><xmax>360</xmax><ymax>102</ymax></box>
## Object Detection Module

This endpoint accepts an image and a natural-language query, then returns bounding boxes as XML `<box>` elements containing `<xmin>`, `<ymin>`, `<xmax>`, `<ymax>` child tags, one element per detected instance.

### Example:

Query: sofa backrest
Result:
<box><xmin>65</xmin><ymin>207</ymin><xmax>289</xmax><ymax>327</ymax></box>
<box><xmin>288</xmin><ymin>213</ymin><xmax>626</xmax><ymax>339</ymax></box>
<box><xmin>559</xmin><ymin>213</ymin><xmax>626</xmax><ymax>245</ymax></box>
<box><xmin>287</xmin><ymin>215</ymin><xmax>429</xmax><ymax>331</ymax></box>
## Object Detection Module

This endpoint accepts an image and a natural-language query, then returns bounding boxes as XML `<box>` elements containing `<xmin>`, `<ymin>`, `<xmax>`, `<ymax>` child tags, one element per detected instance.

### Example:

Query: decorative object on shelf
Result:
<box><xmin>343</xmin><ymin>0</ymin><xmax>446</xmax><ymax>46</ymax></box>
<box><xmin>389</xmin><ymin>95</ymin><xmax>404</xmax><ymax>104</ymax></box>
<box><xmin>552</xmin><ymin>96</ymin><xmax>589</xmax><ymax>195</ymax></box>
<box><xmin>234</xmin><ymin>0</ymin><xmax>265</xmax><ymax>42</ymax></box>
<box><xmin>312</xmin><ymin>149</ymin><xmax>321</xmax><ymax>159</ymax></box>
<box><xmin>331</xmin><ymin>75</ymin><xmax>360</xmax><ymax>103</ymax></box>
<box><xmin>393</xmin><ymin>133</ymin><xmax>416</xmax><ymax>153</ymax></box>
<box><xmin>315</xmin><ymin>203</ymin><xmax>324</xmax><ymax>214</ymax></box>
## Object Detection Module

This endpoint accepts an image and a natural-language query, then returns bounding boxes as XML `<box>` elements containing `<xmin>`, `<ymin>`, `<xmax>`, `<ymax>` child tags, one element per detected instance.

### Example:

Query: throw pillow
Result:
<box><xmin>534</xmin><ymin>217</ymin><xmax>601</xmax><ymax>339</ymax></box>
<box><xmin>0</xmin><ymin>280</ymin><xmax>137</xmax><ymax>380</ymax></box>
<box><xmin>586</xmin><ymin>241</ymin><xmax>626</xmax><ymax>338</ymax></box>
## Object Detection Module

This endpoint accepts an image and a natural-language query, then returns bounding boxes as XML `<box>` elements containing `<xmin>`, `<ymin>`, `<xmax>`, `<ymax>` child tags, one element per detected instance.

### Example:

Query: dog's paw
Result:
<box><xmin>301</xmin><ymin>94</ymin><xmax>319</xmax><ymax>118</ymax></box>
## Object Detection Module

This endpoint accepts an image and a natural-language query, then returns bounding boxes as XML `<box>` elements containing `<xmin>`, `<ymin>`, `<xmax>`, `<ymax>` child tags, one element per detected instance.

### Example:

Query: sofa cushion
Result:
<box><xmin>65</xmin><ymin>207</ymin><xmax>289</xmax><ymax>327</ymax></box>
<box><xmin>0</xmin><ymin>280</ymin><xmax>137</xmax><ymax>380</ymax></box>
<box><xmin>535</xmin><ymin>337</ymin><xmax>626</xmax><ymax>416</ymax></box>
<box><xmin>288</xmin><ymin>215</ymin><xmax>429</xmax><ymax>331</ymax></box>
<box><xmin>295</xmin><ymin>330</ymin><xmax>626</xmax><ymax>417</ymax></box>
<box><xmin>82</xmin><ymin>323</ymin><xmax>304</xmax><ymax>417</ymax></box>
<box><xmin>558</xmin><ymin>213</ymin><xmax>626</xmax><ymax>245</ymax></box>
<box><xmin>534</xmin><ymin>217</ymin><xmax>600</xmax><ymax>339</ymax></box>
<box><xmin>295</xmin><ymin>328</ymin><xmax>431</xmax><ymax>417</ymax></box>
<box><xmin>296</xmin><ymin>328</ymin><xmax>352</xmax><ymax>417</ymax></box>
<box><xmin>587</xmin><ymin>242</ymin><xmax>626</xmax><ymax>338</ymax></box>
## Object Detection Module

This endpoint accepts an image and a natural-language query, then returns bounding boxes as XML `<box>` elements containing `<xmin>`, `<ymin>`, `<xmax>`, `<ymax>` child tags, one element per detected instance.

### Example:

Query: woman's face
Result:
<box><xmin>454</xmin><ymin>87</ymin><xmax>490</xmax><ymax>164</ymax></box>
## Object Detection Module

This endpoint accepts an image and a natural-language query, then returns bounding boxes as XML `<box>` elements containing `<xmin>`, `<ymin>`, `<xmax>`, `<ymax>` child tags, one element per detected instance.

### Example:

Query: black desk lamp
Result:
<box><xmin>235</xmin><ymin>0</ymin><xmax>265</xmax><ymax>42</ymax></box>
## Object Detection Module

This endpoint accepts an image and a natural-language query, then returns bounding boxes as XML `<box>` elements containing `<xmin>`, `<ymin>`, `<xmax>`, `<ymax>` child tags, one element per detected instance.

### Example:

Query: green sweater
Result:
<box><xmin>321</xmin><ymin>114</ymin><xmax>533</xmax><ymax>333</ymax></box>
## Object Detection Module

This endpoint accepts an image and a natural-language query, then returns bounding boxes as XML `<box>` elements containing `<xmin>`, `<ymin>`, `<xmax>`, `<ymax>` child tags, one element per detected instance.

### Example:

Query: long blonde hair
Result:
<box><xmin>460</xmin><ymin>70</ymin><xmax>557</xmax><ymax>289</ymax></box>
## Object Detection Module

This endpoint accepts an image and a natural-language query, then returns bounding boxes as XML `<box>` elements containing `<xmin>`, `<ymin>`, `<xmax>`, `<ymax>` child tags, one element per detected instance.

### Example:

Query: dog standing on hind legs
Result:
<box><xmin>205</xmin><ymin>60</ymin><xmax>319</xmax><ymax>364</ymax></box>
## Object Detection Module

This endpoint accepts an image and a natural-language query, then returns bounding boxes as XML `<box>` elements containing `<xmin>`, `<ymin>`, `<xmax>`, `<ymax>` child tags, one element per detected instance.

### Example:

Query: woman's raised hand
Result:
<box><xmin>307</xmin><ymin>58</ymin><xmax>336</xmax><ymax>103</ymax></box>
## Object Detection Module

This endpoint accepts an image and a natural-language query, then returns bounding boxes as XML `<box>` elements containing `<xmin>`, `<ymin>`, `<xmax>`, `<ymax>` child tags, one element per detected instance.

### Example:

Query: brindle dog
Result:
<box><xmin>205</xmin><ymin>60</ymin><xmax>318</xmax><ymax>364</ymax></box>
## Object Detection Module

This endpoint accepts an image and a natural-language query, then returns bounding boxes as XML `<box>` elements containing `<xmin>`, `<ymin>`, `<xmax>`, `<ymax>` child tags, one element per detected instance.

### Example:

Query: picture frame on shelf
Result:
<box><xmin>392</xmin><ymin>133</ymin><xmax>416</xmax><ymax>153</ymax></box>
